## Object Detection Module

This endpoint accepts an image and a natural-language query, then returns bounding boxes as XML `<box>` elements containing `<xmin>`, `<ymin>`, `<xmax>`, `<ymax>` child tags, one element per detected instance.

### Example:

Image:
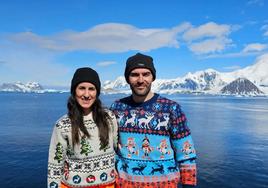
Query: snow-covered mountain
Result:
<box><xmin>0</xmin><ymin>82</ymin><xmax>44</xmax><ymax>92</ymax></box>
<box><xmin>222</xmin><ymin>54</ymin><xmax>268</xmax><ymax>86</ymax></box>
<box><xmin>102</xmin><ymin>69</ymin><xmax>228</xmax><ymax>94</ymax></box>
<box><xmin>152</xmin><ymin>69</ymin><xmax>227</xmax><ymax>94</ymax></box>
<box><xmin>220</xmin><ymin>78</ymin><xmax>264</xmax><ymax>96</ymax></box>
<box><xmin>103</xmin><ymin>76</ymin><xmax>129</xmax><ymax>93</ymax></box>
<box><xmin>103</xmin><ymin>53</ymin><xmax>268</xmax><ymax>96</ymax></box>
<box><xmin>0</xmin><ymin>82</ymin><xmax>67</xmax><ymax>93</ymax></box>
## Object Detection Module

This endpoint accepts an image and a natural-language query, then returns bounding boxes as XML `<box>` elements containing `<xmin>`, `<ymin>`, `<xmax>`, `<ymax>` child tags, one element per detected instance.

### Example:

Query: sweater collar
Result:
<box><xmin>127</xmin><ymin>93</ymin><xmax>159</xmax><ymax>107</ymax></box>
<box><xmin>83</xmin><ymin>112</ymin><xmax>93</xmax><ymax>120</ymax></box>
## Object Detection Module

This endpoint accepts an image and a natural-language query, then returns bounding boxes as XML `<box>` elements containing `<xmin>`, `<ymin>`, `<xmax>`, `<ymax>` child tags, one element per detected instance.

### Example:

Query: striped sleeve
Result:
<box><xmin>168</xmin><ymin>103</ymin><xmax>197</xmax><ymax>186</ymax></box>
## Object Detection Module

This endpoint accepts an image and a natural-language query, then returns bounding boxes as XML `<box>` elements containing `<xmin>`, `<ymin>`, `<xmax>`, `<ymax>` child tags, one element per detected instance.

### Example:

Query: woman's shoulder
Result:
<box><xmin>104</xmin><ymin>108</ymin><xmax>116</xmax><ymax>118</ymax></box>
<box><xmin>55</xmin><ymin>114</ymin><xmax>72</xmax><ymax>129</ymax></box>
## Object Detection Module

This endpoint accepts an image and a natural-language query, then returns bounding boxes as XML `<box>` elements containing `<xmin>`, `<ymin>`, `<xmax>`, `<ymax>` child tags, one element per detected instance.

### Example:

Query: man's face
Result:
<box><xmin>128</xmin><ymin>68</ymin><xmax>153</xmax><ymax>97</ymax></box>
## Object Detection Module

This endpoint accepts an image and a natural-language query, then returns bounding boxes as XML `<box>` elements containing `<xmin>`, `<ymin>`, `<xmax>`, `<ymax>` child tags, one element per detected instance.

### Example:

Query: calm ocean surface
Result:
<box><xmin>0</xmin><ymin>92</ymin><xmax>268</xmax><ymax>188</ymax></box>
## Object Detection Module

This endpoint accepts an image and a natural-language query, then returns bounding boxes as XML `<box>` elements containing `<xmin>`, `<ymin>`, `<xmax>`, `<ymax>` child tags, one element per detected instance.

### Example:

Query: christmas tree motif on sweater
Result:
<box><xmin>66</xmin><ymin>144</ymin><xmax>74</xmax><ymax>157</ymax></box>
<box><xmin>80</xmin><ymin>136</ymin><xmax>93</xmax><ymax>156</ymax></box>
<box><xmin>54</xmin><ymin>142</ymin><xmax>63</xmax><ymax>163</ymax></box>
<box><xmin>99</xmin><ymin>142</ymin><xmax>110</xmax><ymax>152</ymax></box>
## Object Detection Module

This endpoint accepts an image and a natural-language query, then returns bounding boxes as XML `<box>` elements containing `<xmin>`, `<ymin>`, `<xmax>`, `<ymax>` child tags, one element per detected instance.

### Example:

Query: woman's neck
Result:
<box><xmin>83</xmin><ymin>109</ymin><xmax>92</xmax><ymax>116</ymax></box>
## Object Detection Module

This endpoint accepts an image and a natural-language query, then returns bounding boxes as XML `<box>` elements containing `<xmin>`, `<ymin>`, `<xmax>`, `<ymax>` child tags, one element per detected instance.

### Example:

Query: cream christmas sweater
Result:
<box><xmin>47</xmin><ymin>110</ymin><xmax>118</xmax><ymax>188</ymax></box>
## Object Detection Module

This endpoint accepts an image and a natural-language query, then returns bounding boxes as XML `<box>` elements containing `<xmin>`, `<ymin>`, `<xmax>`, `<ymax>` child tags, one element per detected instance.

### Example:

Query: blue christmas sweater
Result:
<box><xmin>110</xmin><ymin>94</ymin><xmax>197</xmax><ymax>187</ymax></box>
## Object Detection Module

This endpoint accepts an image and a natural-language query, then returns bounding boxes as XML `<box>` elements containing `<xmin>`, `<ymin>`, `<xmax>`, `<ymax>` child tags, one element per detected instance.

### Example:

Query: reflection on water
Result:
<box><xmin>0</xmin><ymin>93</ymin><xmax>268</xmax><ymax>188</ymax></box>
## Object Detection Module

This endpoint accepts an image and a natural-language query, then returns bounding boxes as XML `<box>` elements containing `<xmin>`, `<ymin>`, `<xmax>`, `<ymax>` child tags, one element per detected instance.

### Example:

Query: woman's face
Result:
<box><xmin>75</xmin><ymin>82</ymin><xmax>97</xmax><ymax>114</ymax></box>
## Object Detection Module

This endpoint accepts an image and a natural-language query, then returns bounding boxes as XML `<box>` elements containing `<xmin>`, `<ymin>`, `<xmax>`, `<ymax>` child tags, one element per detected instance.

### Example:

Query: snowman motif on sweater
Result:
<box><xmin>182</xmin><ymin>140</ymin><xmax>195</xmax><ymax>158</ymax></box>
<box><xmin>141</xmin><ymin>136</ymin><xmax>153</xmax><ymax>159</ymax></box>
<box><xmin>157</xmin><ymin>139</ymin><xmax>171</xmax><ymax>159</ymax></box>
<box><xmin>125</xmin><ymin>137</ymin><xmax>139</xmax><ymax>158</ymax></box>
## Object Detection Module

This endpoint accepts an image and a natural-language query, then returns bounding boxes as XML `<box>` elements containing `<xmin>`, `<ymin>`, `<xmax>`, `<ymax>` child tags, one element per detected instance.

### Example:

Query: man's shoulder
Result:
<box><xmin>110</xmin><ymin>95</ymin><xmax>132</xmax><ymax>110</ymax></box>
<box><xmin>112</xmin><ymin>95</ymin><xmax>131</xmax><ymax>105</ymax></box>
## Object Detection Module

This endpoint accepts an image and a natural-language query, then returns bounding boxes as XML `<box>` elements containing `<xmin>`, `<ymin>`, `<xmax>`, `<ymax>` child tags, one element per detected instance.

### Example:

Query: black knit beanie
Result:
<box><xmin>70</xmin><ymin>67</ymin><xmax>101</xmax><ymax>96</ymax></box>
<box><xmin>124</xmin><ymin>53</ymin><xmax>156</xmax><ymax>83</ymax></box>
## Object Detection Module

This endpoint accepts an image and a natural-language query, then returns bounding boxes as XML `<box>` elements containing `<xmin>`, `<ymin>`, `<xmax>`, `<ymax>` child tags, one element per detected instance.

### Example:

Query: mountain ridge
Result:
<box><xmin>103</xmin><ymin>54</ymin><xmax>268</xmax><ymax>96</ymax></box>
<box><xmin>1</xmin><ymin>54</ymin><xmax>268</xmax><ymax>96</ymax></box>
<box><xmin>220</xmin><ymin>78</ymin><xmax>264</xmax><ymax>96</ymax></box>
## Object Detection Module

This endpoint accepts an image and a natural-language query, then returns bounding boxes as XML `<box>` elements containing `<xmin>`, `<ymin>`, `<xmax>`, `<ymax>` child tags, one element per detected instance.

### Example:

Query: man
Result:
<box><xmin>110</xmin><ymin>53</ymin><xmax>197</xmax><ymax>188</ymax></box>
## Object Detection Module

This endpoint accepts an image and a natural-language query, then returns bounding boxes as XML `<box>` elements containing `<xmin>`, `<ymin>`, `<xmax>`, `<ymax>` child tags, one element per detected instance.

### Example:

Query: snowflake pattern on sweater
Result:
<box><xmin>110</xmin><ymin>94</ymin><xmax>197</xmax><ymax>187</ymax></box>
<box><xmin>47</xmin><ymin>110</ymin><xmax>118</xmax><ymax>188</ymax></box>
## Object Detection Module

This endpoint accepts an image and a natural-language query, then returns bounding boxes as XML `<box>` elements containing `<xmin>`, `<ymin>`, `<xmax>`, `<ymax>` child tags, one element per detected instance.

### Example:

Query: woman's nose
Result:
<box><xmin>84</xmin><ymin>89</ymin><xmax>90</xmax><ymax>97</ymax></box>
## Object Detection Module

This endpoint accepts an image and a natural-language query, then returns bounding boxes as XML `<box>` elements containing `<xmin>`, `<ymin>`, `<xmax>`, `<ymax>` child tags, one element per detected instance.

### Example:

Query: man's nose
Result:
<box><xmin>137</xmin><ymin>75</ymin><xmax>144</xmax><ymax>82</ymax></box>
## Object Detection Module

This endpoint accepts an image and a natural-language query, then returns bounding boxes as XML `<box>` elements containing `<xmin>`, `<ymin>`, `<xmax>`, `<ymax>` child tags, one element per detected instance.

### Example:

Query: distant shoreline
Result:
<box><xmin>0</xmin><ymin>91</ymin><xmax>267</xmax><ymax>98</ymax></box>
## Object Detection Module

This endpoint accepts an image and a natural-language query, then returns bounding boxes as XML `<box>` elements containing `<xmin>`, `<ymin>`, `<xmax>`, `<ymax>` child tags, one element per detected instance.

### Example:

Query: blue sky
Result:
<box><xmin>0</xmin><ymin>0</ymin><xmax>268</xmax><ymax>87</ymax></box>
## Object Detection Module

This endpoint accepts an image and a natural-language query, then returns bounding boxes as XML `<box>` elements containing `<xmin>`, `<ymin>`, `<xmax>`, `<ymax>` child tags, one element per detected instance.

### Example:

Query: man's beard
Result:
<box><xmin>130</xmin><ymin>83</ymin><xmax>152</xmax><ymax>97</ymax></box>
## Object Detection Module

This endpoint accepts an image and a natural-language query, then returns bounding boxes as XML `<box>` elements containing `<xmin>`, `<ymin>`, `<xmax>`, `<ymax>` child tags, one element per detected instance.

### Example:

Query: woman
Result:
<box><xmin>48</xmin><ymin>67</ymin><xmax>118</xmax><ymax>188</ymax></box>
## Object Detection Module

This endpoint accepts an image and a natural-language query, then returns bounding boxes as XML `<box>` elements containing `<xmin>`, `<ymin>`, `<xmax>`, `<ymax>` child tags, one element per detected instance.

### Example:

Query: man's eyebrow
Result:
<box><xmin>131</xmin><ymin>71</ymin><xmax>151</xmax><ymax>74</ymax></box>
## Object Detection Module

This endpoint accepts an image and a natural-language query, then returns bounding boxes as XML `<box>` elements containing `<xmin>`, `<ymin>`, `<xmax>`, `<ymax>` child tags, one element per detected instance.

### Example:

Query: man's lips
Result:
<box><xmin>135</xmin><ymin>85</ymin><xmax>146</xmax><ymax>89</ymax></box>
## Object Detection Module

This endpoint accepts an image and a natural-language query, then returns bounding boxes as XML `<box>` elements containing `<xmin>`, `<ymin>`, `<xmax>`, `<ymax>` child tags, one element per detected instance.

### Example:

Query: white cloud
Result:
<box><xmin>0</xmin><ymin>22</ymin><xmax>202</xmax><ymax>86</ymax></box>
<box><xmin>189</xmin><ymin>37</ymin><xmax>233</xmax><ymax>54</ymax></box>
<box><xmin>97</xmin><ymin>61</ymin><xmax>116</xmax><ymax>67</ymax></box>
<box><xmin>203</xmin><ymin>45</ymin><xmax>267</xmax><ymax>59</ymax></box>
<box><xmin>182</xmin><ymin>22</ymin><xmax>235</xmax><ymax>55</ymax></box>
<box><xmin>6</xmin><ymin>22</ymin><xmax>237</xmax><ymax>56</ymax></box>
<box><xmin>242</xmin><ymin>43</ymin><xmax>267</xmax><ymax>52</ymax></box>
<box><xmin>182</xmin><ymin>22</ymin><xmax>231</xmax><ymax>41</ymax></box>
<box><xmin>8</xmin><ymin>23</ymin><xmax>191</xmax><ymax>53</ymax></box>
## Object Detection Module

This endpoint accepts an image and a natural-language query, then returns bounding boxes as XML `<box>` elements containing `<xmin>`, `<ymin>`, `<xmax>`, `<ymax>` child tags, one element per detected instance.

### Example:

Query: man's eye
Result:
<box><xmin>143</xmin><ymin>72</ymin><xmax>151</xmax><ymax>77</ymax></box>
<box><xmin>130</xmin><ymin>73</ymin><xmax>139</xmax><ymax>77</ymax></box>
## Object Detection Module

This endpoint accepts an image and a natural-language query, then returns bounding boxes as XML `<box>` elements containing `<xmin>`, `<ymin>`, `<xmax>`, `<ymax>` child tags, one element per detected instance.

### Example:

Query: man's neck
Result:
<box><xmin>132</xmin><ymin>91</ymin><xmax>154</xmax><ymax>103</ymax></box>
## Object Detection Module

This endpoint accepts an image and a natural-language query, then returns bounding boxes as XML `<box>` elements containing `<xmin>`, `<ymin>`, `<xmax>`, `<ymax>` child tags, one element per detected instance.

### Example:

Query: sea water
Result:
<box><xmin>0</xmin><ymin>93</ymin><xmax>267</xmax><ymax>188</ymax></box>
